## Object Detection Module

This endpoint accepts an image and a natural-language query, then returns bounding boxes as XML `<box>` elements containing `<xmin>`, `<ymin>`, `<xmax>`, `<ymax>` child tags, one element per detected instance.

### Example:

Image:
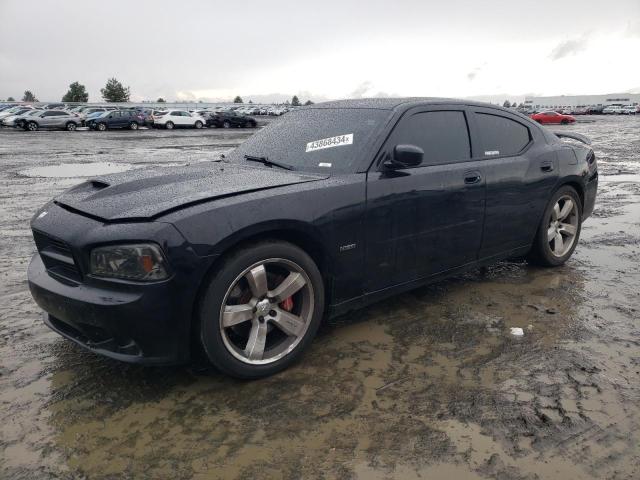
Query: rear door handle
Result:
<box><xmin>464</xmin><ymin>171</ymin><xmax>482</xmax><ymax>184</ymax></box>
<box><xmin>540</xmin><ymin>161</ymin><xmax>554</xmax><ymax>172</ymax></box>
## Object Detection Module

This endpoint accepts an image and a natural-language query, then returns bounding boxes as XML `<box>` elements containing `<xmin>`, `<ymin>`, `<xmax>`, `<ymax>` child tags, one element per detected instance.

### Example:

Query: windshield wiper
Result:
<box><xmin>244</xmin><ymin>155</ymin><xmax>293</xmax><ymax>171</ymax></box>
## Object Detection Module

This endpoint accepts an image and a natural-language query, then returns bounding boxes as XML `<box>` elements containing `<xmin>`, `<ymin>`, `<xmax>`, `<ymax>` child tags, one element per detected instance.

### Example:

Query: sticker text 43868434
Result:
<box><xmin>306</xmin><ymin>134</ymin><xmax>353</xmax><ymax>153</ymax></box>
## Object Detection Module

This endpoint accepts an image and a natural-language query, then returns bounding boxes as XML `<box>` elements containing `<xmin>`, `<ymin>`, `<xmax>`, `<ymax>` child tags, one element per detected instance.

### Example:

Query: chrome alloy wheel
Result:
<box><xmin>547</xmin><ymin>195</ymin><xmax>579</xmax><ymax>257</ymax></box>
<box><xmin>219</xmin><ymin>258</ymin><xmax>314</xmax><ymax>365</ymax></box>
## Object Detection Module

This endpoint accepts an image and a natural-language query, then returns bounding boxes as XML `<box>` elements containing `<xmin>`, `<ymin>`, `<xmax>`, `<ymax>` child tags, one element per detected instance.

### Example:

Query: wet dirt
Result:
<box><xmin>0</xmin><ymin>116</ymin><xmax>639</xmax><ymax>479</ymax></box>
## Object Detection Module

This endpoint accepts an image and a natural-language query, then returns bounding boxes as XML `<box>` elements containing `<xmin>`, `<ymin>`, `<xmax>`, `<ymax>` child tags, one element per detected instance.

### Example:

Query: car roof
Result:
<box><xmin>308</xmin><ymin>97</ymin><xmax>494</xmax><ymax>111</ymax></box>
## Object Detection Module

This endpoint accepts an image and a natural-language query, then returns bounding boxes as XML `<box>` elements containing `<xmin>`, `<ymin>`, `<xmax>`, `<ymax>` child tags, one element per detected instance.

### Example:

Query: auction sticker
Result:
<box><xmin>306</xmin><ymin>134</ymin><xmax>353</xmax><ymax>152</ymax></box>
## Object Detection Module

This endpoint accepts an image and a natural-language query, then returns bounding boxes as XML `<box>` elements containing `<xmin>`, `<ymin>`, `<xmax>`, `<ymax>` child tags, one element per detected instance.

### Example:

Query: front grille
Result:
<box><xmin>32</xmin><ymin>229</ymin><xmax>82</xmax><ymax>283</ymax></box>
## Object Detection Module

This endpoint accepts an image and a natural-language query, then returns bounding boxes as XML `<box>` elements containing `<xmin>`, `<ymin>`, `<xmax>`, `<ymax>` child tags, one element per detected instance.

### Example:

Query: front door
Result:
<box><xmin>365</xmin><ymin>107</ymin><xmax>486</xmax><ymax>292</ymax></box>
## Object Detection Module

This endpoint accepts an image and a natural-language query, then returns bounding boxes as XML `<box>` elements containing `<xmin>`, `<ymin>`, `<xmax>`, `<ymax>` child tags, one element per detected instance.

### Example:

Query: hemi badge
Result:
<box><xmin>339</xmin><ymin>243</ymin><xmax>356</xmax><ymax>252</ymax></box>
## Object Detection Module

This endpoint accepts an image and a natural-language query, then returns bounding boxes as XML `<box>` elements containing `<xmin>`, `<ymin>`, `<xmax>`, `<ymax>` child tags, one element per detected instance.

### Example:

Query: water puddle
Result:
<box><xmin>19</xmin><ymin>162</ymin><xmax>134</xmax><ymax>178</ymax></box>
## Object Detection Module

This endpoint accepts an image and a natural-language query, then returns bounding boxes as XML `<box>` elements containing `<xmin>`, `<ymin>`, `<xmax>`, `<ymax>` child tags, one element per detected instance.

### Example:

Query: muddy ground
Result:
<box><xmin>0</xmin><ymin>116</ymin><xmax>639</xmax><ymax>479</ymax></box>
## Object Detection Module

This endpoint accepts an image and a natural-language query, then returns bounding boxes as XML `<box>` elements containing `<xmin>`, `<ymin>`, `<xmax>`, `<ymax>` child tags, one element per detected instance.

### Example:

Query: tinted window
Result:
<box><xmin>475</xmin><ymin>113</ymin><xmax>530</xmax><ymax>156</ymax></box>
<box><xmin>392</xmin><ymin>111</ymin><xmax>471</xmax><ymax>166</ymax></box>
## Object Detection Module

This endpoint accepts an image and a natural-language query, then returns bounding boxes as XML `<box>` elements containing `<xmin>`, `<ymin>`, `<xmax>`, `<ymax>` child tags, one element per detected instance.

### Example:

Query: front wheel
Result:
<box><xmin>96</xmin><ymin>122</ymin><xmax>107</xmax><ymax>131</ymax></box>
<box><xmin>194</xmin><ymin>120</ymin><xmax>203</xmax><ymax>129</ymax></box>
<box><xmin>527</xmin><ymin>186</ymin><xmax>582</xmax><ymax>267</ymax></box>
<box><xmin>198</xmin><ymin>240</ymin><xmax>324</xmax><ymax>379</ymax></box>
<box><xmin>27</xmin><ymin>121</ymin><xmax>38</xmax><ymax>131</ymax></box>
<box><xmin>66</xmin><ymin>122</ymin><xmax>77</xmax><ymax>131</ymax></box>
<box><xmin>561</xmin><ymin>119</ymin><xmax>569</xmax><ymax>125</ymax></box>
<box><xmin>222</xmin><ymin>121</ymin><xmax>231</xmax><ymax>129</ymax></box>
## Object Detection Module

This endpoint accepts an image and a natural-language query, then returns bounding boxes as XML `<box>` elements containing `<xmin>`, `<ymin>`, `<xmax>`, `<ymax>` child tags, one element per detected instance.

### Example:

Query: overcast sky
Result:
<box><xmin>1</xmin><ymin>0</ymin><xmax>639</xmax><ymax>103</ymax></box>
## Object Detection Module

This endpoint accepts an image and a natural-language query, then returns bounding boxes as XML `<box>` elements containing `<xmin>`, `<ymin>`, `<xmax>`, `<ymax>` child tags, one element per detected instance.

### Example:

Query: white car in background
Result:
<box><xmin>2</xmin><ymin>109</ymin><xmax>44</xmax><ymax>127</ymax></box>
<box><xmin>0</xmin><ymin>105</ymin><xmax>34</xmax><ymax>121</ymax></box>
<box><xmin>152</xmin><ymin>110</ymin><xmax>205</xmax><ymax>129</ymax></box>
<box><xmin>603</xmin><ymin>105</ymin><xmax>623</xmax><ymax>114</ymax></box>
<box><xmin>620</xmin><ymin>105</ymin><xmax>638</xmax><ymax>115</ymax></box>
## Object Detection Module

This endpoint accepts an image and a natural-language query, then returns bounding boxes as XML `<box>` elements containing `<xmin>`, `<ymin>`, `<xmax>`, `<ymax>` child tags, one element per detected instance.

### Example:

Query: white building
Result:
<box><xmin>524</xmin><ymin>93</ymin><xmax>640</xmax><ymax>111</ymax></box>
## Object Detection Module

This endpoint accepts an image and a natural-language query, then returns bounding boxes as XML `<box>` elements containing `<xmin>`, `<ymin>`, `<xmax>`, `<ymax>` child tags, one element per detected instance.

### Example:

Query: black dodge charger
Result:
<box><xmin>28</xmin><ymin>98</ymin><xmax>598</xmax><ymax>378</ymax></box>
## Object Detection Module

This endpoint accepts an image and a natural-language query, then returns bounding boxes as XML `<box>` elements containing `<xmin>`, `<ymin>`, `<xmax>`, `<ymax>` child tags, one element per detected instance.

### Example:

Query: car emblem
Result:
<box><xmin>37</xmin><ymin>211</ymin><xmax>48</xmax><ymax>219</ymax></box>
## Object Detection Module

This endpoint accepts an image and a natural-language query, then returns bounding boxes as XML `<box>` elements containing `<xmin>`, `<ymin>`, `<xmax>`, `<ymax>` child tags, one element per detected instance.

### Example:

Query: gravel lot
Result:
<box><xmin>1</xmin><ymin>116</ymin><xmax>639</xmax><ymax>479</ymax></box>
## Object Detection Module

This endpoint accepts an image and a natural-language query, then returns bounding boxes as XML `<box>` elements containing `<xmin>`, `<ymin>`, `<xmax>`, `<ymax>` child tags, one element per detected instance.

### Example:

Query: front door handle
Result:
<box><xmin>464</xmin><ymin>171</ymin><xmax>482</xmax><ymax>184</ymax></box>
<box><xmin>540</xmin><ymin>161</ymin><xmax>554</xmax><ymax>172</ymax></box>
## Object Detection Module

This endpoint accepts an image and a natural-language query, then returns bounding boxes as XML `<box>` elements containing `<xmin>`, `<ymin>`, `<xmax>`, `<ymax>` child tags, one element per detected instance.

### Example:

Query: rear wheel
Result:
<box><xmin>65</xmin><ymin>122</ymin><xmax>77</xmax><ymax>131</ymax></box>
<box><xmin>27</xmin><ymin>121</ymin><xmax>38</xmax><ymax>131</ymax></box>
<box><xmin>165</xmin><ymin>121</ymin><xmax>174</xmax><ymax>130</ymax></box>
<box><xmin>129</xmin><ymin>122</ymin><xmax>139</xmax><ymax>130</ymax></box>
<box><xmin>97</xmin><ymin>122</ymin><xmax>107</xmax><ymax>131</ymax></box>
<box><xmin>223</xmin><ymin>121</ymin><xmax>231</xmax><ymax>129</ymax></box>
<box><xmin>527</xmin><ymin>186</ymin><xmax>582</xmax><ymax>267</ymax></box>
<box><xmin>198</xmin><ymin>240</ymin><xmax>324</xmax><ymax>379</ymax></box>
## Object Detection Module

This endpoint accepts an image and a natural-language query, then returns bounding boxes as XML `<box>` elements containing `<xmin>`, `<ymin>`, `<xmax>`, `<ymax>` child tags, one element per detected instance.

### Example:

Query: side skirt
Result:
<box><xmin>326</xmin><ymin>245</ymin><xmax>531</xmax><ymax>319</ymax></box>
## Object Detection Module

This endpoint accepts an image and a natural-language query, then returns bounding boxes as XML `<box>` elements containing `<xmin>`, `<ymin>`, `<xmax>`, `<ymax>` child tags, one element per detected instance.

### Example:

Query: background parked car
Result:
<box><xmin>152</xmin><ymin>110</ymin><xmax>205</xmax><ymax>129</ymax></box>
<box><xmin>23</xmin><ymin>110</ymin><xmax>80</xmax><ymax>131</ymax></box>
<box><xmin>3</xmin><ymin>109</ymin><xmax>44</xmax><ymax>128</ymax></box>
<box><xmin>0</xmin><ymin>105</ymin><xmax>34</xmax><ymax>121</ymax></box>
<box><xmin>87</xmin><ymin>110</ymin><xmax>144</xmax><ymax>131</ymax></box>
<box><xmin>78</xmin><ymin>107</ymin><xmax>115</xmax><ymax>124</ymax></box>
<box><xmin>0</xmin><ymin>106</ymin><xmax>35</xmax><ymax>124</ymax></box>
<box><xmin>603</xmin><ymin>105</ymin><xmax>623</xmax><ymax>114</ymax></box>
<box><xmin>530</xmin><ymin>111</ymin><xmax>576</xmax><ymax>125</ymax></box>
<box><xmin>205</xmin><ymin>111</ymin><xmax>257</xmax><ymax>128</ymax></box>
<box><xmin>621</xmin><ymin>105</ymin><xmax>638</xmax><ymax>115</ymax></box>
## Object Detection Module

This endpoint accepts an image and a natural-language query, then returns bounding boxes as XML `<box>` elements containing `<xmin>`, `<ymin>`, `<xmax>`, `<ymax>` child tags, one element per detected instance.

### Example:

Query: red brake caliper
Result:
<box><xmin>280</xmin><ymin>296</ymin><xmax>294</xmax><ymax>312</ymax></box>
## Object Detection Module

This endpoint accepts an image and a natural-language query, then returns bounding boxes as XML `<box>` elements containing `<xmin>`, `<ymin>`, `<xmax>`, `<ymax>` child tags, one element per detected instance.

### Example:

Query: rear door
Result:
<box><xmin>365</xmin><ymin>106</ymin><xmax>486</xmax><ymax>292</ymax></box>
<box><xmin>469</xmin><ymin>107</ymin><xmax>558</xmax><ymax>259</ymax></box>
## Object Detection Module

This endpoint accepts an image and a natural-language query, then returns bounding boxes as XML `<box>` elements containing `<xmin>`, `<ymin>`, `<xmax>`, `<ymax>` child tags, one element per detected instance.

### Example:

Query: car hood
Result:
<box><xmin>54</xmin><ymin>162</ymin><xmax>328</xmax><ymax>221</ymax></box>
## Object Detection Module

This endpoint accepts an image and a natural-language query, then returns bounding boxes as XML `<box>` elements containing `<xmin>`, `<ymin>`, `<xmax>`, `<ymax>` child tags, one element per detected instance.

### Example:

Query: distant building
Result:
<box><xmin>523</xmin><ymin>93</ymin><xmax>640</xmax><ymax>111</ymax></box>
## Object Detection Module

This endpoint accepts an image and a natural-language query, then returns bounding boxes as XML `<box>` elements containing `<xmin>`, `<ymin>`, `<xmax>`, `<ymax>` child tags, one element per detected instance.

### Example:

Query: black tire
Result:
<box><xmin>97</xmin><ymin>122</ymin><xmax>107</xmax><ymax>131</ymax></box>
<box><xmin>129</xmin><ymin>122</ymin><xmax>139</xmax><ymax>130</ymax></box>
<box><xmin>194</xmin><ymin>120</ymin><xmax>203</xmax><ymax>129</ymax></box>
<box><xmin>246</xmin><ymin>121</ymin><xmax>256</xmax><ymax>128</ymax></box>
<box><xmin>65</xmin><ymin>122</ymin><xmax>77</xmax><ymax>131</ymax></box>
<box><xmin>561</xmin><ymin>119</ymin><xmax>569</xmax><ymax>125</ymax></box>
<box><xmin>198</xmin><ymin>240</ymin><xmax>325</xmax><ymax>379</ymax></box>
<box><xmin>527</xmin><ymin>185</ymin><xmax>582</xmax><ymax>267</ymax></box>
<box><xmin>27</xmin><ymin>121</ymin><xmax>38</xmax><ymax>131</ymax></box>
<box><xmin>222</xmin><ymin>121</ymin><xmax>231</xmax><ymax>129</ymax></box>
<box><xmin>165</xmin><ymin>121</ymin><xmax>174</xmax><ymax>130</ymax></box>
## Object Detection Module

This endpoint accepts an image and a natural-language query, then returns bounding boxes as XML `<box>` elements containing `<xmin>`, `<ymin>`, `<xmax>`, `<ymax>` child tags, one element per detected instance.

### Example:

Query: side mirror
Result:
<box><xmin>385</xmin><ymin>144</ymin><xmax>424</xmax><ymax>169</ymax></box>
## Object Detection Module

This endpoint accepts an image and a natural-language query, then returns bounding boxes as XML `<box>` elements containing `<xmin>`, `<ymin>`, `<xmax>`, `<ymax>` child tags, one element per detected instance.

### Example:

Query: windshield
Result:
<box><xmin>229</xmin><ymin>108</ymin><xmax>390</xmax><ymax>174</ymax></box>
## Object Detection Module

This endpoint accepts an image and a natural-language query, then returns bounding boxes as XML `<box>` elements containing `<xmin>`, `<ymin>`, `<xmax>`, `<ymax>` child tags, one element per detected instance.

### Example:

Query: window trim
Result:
<box><xmin>470</xmin><ymin>110</ymin><xmax>533</xmax><ymax>160</ymax></box>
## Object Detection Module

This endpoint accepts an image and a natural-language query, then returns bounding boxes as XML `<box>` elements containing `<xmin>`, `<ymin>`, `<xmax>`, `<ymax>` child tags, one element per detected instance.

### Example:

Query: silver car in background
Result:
<box><xmin>2</xmin><ymin>109</ymin><xmax>44</xmax><ymax>128</ymax></box>
<box><xmin>23</xmin><ymin>110</ymin><xmax>81</xmax><ymax>131</ymax></box>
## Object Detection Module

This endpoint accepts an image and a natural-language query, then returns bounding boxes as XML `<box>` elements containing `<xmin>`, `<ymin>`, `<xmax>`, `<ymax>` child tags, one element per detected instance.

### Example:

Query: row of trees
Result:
<box><xmin>4</xmin><ymin>79</ymin><xmax>130</xmax><ymax>104</ymax></box>
<box><xmin>6</xmin><ymin>82</ymin><xmax>315</xmax><ymax>105</ymax></box>
<box><xmin>233</xmin><ymin>95</ymin><xmax>313</xmax><ymax>106</ymax></box>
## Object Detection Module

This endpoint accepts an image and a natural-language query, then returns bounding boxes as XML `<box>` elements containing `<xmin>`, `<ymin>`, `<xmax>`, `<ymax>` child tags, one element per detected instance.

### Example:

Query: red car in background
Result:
<box><xmin>530</xmin><ymin>111</ymin><xmax>576</xmax><ymax>125</ymax></box>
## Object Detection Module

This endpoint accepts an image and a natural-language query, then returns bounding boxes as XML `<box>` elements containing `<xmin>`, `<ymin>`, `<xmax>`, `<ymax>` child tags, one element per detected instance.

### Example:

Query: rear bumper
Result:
<box><xmin>28</xmin><ymin>253</ymin><xmax>190</xmax><ymax>365</ymax></box>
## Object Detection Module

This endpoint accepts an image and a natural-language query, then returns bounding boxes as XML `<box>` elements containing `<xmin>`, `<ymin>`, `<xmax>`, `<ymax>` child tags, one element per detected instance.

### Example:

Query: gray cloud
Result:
<box><xmin>350</xmin><ymin>81</ymin><xmax>374</xmax><ymax>98</ymax></box>
<box><xmin>549</xmin><ymin>36</ymin><xmax>588</xmax><ymax>60</ymax></box>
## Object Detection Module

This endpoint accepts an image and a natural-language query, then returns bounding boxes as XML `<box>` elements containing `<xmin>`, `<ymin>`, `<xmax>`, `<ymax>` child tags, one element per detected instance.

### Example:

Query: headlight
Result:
<box><xmin>90</xmin><ymin>244</ymin><xmax>170</xmax><ymax>281</ymax></box>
